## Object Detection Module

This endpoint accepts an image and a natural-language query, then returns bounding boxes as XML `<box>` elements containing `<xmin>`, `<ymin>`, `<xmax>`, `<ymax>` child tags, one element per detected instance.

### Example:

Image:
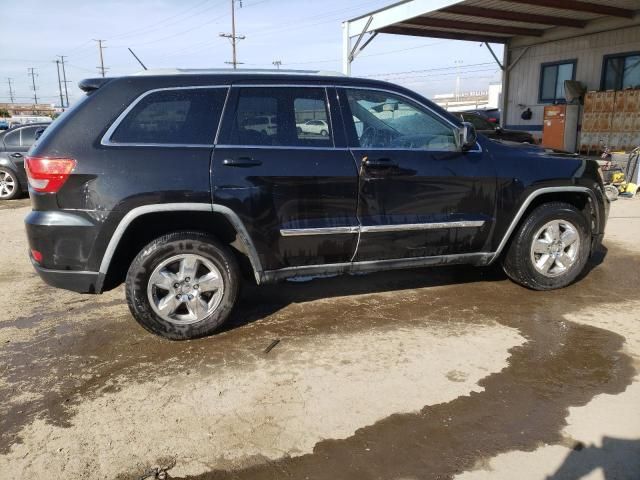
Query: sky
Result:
<box><xmin>0</xmin><ymin>0</ymin><xmax>504</xmax><ymax>106</ymax></box>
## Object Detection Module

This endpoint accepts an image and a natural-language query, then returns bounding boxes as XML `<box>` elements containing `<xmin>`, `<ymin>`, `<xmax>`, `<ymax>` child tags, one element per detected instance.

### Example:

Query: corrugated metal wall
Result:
<box><xmin>505</xmin><ymin>24</ymin><xmax>640</xmax><ymax>138</ymax></box>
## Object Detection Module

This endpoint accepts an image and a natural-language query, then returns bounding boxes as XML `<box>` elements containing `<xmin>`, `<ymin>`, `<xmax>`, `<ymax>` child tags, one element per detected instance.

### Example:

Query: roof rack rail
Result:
<box><xmin>131</xmin><ymin>68</ymin><xmax>345</xmax><ymax>77</ymax></box>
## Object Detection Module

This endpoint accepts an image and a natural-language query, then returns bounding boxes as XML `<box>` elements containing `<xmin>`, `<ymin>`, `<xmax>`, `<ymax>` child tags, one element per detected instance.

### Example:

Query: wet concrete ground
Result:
<box><xmin>0</xmin><ymin>198</ymin><xmax>639</xmax><ymax>479</ymax></box>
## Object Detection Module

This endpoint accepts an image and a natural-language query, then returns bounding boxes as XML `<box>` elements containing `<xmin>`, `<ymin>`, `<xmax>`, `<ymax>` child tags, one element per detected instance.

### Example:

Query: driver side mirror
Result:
<box><xmin>458</xmin><ymin>122</ymin><xmax>477</xmax><ymax>151</ymax></box>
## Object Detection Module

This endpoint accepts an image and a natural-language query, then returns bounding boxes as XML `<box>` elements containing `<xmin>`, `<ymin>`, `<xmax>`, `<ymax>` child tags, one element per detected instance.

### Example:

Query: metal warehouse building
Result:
<box><xmin>343</xmin><ymin>0</ymin><xmax>640</xmax><ymax>152</ymax></box>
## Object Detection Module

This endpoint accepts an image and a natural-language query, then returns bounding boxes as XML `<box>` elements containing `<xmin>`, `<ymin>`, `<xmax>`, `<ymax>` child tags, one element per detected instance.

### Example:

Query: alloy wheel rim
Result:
<box><xmin>0</xmin><ymin>172</ymin><xmax>15</xmax><ymax>198</ymax></box>
<box><xmin>147</xmin><ymin>254</ymin><xmax>224</xmax><ymax>325</ymax></box>
<box><xmin>530</xmin><ymin>219</ymin><xmax>580</xmax><ymax>278</ymax></box>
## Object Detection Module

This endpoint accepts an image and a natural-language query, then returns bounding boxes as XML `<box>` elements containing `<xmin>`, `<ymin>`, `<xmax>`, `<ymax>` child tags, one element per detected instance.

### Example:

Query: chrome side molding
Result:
<box><xmin>280</xmin><ymin>226</ymin><xmax>359</xmax><ymax>236</ymax></box>
<box><xmin>280</xmin><ymin>220</ymin><xmax>484</xmax><ymax>237</ymax></box>
<box><xmin>361</xmin><ymin>221</ymin><xmax>484</xmax><ymax>233</ymax></box>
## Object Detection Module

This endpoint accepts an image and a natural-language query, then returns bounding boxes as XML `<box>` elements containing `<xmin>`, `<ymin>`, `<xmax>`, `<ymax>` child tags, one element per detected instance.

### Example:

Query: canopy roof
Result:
<box><xmin>346</xmin><ymin>0</ymin><xmax>639</xmax><ymax>44</ymax></box>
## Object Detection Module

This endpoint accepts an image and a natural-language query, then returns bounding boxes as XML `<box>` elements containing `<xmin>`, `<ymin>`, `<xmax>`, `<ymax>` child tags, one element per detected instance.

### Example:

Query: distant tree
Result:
<box><xmin>0</xmin><ymin>109</ymin><xmax>9</xmax><ymax>118</ymax></box>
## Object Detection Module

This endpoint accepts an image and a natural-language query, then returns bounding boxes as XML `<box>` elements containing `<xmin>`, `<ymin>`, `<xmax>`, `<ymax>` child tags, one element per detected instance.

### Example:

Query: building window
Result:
<box><xmin>601</xmin><ymin>52</ymin><xmax>640</xmax><ymax>90</ymax></box>
<box><xmin>539</xmin><ymin>60</ymin><xmax>576</xmax><ymax>103</ymax></box>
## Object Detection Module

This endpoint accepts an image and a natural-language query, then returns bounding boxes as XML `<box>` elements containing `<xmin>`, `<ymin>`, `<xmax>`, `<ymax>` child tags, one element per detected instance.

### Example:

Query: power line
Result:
<box><xmin>94</xmin><ymin>39</ymin><xmax>108</xmax><ymax>77</ymax></box>
<box><xmin>220</xmin><ymin>0</ymin><xmax>245</xmax><ymax>69</ymax></box>
<box><xmin>27</xmin><ymin>68</ymin><xmax>39</xmax><ymax>104</ymax></box>
<box><xmin>108</xmin><ymin>0</ymin><xmax>215</xmax><ymax>40</ymax></box>
<box><xmin>6</xmin><ymin>78</ymin><xmax>15</xmax><ymax>103</ymax></box>
<box><xmin>365</xmin><ymin>62</ymin><xmax>496</xmax><ymax>78</ymax></box>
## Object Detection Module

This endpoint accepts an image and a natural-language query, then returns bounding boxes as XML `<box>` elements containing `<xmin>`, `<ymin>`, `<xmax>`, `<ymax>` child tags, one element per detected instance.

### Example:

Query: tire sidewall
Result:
<box><xmin>126</xmin><ymin>233</ymin><xmax>238</xmax><ymax>340</ymax></box>
<box><xmin>510</xmin><ymin>204</ymin><xmax>590</xmax><ymax>290</ymax></box>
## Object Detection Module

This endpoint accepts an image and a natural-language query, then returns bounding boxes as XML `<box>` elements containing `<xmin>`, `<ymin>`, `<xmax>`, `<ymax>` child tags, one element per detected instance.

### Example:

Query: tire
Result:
<box><xmin>125</xmin><ymin>231</ymin><xmax>240</xmax><ymax>340</ymax></box>
<box><xmin>320</xmin><ymin>129</ymin><xmax>328</xmax><ymax>136</ymax></box>
<box><xmin>0</xmin><ymin>167</ymin><xmax>21</xmax><ymax>200</ymax></box>
<box><xmin>502</xmin><ymin>202</ymin><xmax>590</xmax><ymax>291</ymax></box>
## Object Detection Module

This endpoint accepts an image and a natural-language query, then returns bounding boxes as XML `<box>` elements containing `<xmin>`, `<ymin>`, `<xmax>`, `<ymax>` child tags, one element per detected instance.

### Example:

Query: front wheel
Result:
<box><xmin>125</xmin><ymin>232</ymin><xmax>240</xmax><ymax>340</ymax></box>
<box><xmin>502</xmin><ymin>202</ymin><xmax>590</xmax><ymax>290</ymax></box>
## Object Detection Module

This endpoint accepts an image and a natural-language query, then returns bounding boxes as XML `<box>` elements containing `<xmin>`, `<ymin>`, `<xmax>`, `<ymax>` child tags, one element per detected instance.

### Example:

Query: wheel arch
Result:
<box><xmin>97</xmin><ymin>203</ymin><xmax>262</xmax><ymax>292</ymax></box>
<box><xmin>490</xmin><ymin>187</ymin><xmax>600</xmax><ymax>263</ymax></box>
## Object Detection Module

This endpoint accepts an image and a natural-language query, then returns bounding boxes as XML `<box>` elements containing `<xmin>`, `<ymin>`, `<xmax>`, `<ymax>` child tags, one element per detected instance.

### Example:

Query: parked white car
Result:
<box><xmin>243</xmin><ymin>115</ymin><xmax>277</xmax><ymax>136</ymax></box>
<box><xmin>296</xmin><ymin>119</ymin><xmax>329</xmax><ymax>136</ymax></box>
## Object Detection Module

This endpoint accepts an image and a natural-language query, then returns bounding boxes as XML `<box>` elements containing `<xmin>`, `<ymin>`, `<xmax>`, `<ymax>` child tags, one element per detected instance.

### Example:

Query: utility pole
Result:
<box><xmin>94</xmin><ymin>39</ymin><xmax>107</xmax><ymax>77</ymax></box>
<box><xmin>58</xmin><ymin>55</ymin><xmax>70</xmax><ymax>107</ymax></box>
<box><xmin>28</xmin><ymin>68</ymin><xmax>39</xmax><ymax>104</ymax></box>
<box><xmin>55</xmin><ymin>60</ymin><xmax>64</xmax><ymax>107</ymax></box>
<box><xmin>272</xmin><ymin>60</ymin><xmax>282</xmax><ymax>70</ymax></box>
<box><xmin>220</xmin><ymin>0</ymin><xmax>245</xmax><ymax>69</ymax></box>
<box><xmin>6</xmin><ymin>78</ymin><xmax>15</xmax><ymax>103</ymax></box>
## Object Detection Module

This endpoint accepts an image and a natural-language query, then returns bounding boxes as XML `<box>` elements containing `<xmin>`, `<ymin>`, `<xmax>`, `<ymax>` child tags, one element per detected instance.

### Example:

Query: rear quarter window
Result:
<box><xmin>3</xmin><ymin>130</ymin><xmax>21</xmax><ymax>148</ymax></box>
<box><xmin>109</xmin><ymin>88</ymin><xmax>227</xmax><ymax>145</ymax></box>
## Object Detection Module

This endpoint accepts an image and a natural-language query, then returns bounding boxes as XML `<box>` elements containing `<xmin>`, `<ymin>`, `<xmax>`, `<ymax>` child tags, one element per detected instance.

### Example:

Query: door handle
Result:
<box><xmin>363</xmin><ymin>157</ymin><xmax>397</xmax><ymax>168</ymax></box>
<box><xmin>222</xmin><ymin>157</ymin><xmax>262</xmax><ymax>167</ymax></box>
<box><xmin>10</xmin><ymin>153</ymin><xmax>22</xmax><ymax>158</ymax></box>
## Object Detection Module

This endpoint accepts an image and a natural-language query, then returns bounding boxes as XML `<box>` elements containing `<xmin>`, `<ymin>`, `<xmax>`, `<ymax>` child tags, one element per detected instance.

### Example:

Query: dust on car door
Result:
<box><xmin>213</xmin><ymin>85</ymin><xmax>359</xmax><ymax>271</ymax></box>
<box><xmin>337</xmin><ymin>87</ymin><xmax>497</xmax><ymax>261</ymax></box>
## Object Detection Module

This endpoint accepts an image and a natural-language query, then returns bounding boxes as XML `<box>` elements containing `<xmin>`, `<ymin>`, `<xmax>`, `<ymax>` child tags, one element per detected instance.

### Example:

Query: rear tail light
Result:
<box><xmin>31</xmin><ymin>249</ymin><xmax>43</xmax><ymax>263</ymax></box>
<box><xmin>25</xmin><ymin>157</ymin><xmax>77</xmax><ymax>193</ymax></box>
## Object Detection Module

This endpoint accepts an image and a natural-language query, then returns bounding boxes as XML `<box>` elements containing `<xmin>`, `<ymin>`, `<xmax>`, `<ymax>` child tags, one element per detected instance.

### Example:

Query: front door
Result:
<box><xmin>338</xmin><ymin>88</ymin><xmax>496</xmax><ymax>261</ymax></box>
<box><xmin>213</xmin><ymin>85</ymin><xmax>359</xmax><ymax>271</ymax></box>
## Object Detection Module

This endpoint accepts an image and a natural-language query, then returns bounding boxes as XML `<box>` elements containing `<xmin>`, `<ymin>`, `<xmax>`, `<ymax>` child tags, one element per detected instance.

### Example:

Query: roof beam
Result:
<box><xmin>347</xmin><ymin>0</ymin><xmax>459</xmax><ymax>35</ymax></box>
<box><xmin>441</xmin><ymin>5</ymin><xmax>588</xmax><ymax>28</ymax></box>
<box><xmin>403</xmin><ymin>16</ymin><xmax>545</xmax><ymax>36</ymax></box>
<box><xmin>505</xmin><ymin>0</ymin><xmax>636</xmax><ymax>19</ymax></box>
<box><xmin>379</xmin><ymin>25</ymin><xmax>508</xmax><ymax>44</ymax></box>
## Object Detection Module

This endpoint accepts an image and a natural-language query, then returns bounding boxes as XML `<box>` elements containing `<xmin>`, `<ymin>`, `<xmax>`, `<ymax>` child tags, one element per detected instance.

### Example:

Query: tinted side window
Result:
<box><xmin>343</xmin><ymin>89</ymin><xmax>457</xmax><ymax>151</ymax></box>
<box><xmin>226</xmin><ymin>87</ymin><xmax>332</xmax><ymax>147</ymax></box>
<box><xmin>110</xmin><ymin>88</ymin><xmax>227</xmax><ymax>145</ymax></box>
<box><xmin>20</xmin><ymin>126</ymin><xmax>41</xmax><ymax>147</ymax></box>
<box><xmin>4</xmin><ymin>130</ymin><xmax>20</xmax><ymax>148</ymax></box>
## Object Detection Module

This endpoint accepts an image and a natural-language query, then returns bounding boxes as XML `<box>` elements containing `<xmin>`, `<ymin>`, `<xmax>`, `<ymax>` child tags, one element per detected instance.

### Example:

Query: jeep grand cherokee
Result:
<box><xmin>24</xmin><ymin>69</ymin><xmax>608</xmax><ymax>339</ymax></box>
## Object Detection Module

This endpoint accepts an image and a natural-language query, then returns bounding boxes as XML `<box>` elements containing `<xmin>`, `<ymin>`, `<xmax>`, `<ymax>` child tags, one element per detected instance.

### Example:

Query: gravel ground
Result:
<box><xmin>1</xmin><ymin>196</ymin><xmax>639</xmax><ymax>480</ymax></box>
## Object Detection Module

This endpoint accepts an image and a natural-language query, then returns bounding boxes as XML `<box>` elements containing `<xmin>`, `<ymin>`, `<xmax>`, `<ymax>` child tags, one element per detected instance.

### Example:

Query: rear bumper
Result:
<box><xmin>31</xmin><ymin>259</ymin><xmax>100</xmax><ymax>293</ymax></box>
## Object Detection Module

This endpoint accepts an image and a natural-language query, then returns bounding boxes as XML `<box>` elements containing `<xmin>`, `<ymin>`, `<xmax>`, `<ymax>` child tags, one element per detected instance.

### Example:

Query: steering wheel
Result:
<box><xmin>359</xmin><ymin>126</ymin><xmax>378</xmax><ymax>148</ymax></box>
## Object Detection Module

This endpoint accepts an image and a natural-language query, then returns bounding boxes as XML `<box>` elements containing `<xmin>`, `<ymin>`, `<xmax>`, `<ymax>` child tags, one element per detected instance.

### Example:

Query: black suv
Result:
<box><xmin>24</xmin><ymin>70</ymin><xmax>608</xmax><ymax>340</ymax></box>
<box><xmin>0</xmin><ymin>123</ymin><xmax>48</xmax><ymax>200</ymax></box>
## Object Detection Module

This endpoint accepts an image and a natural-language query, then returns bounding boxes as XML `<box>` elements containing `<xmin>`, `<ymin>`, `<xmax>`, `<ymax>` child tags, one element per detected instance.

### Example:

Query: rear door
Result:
<box><xmin>338</xmin><ymin>87</ymin><xmax>497</xmax><ymax>261</ymax></box>
<box><xmin>212</xmin><ymin>85</ymin><xmax>358</xmax><ymax>271</ymax></box>
<box><xmin>0</xmin><ymin>126</ymin><xmax>43</xmax><ymax>184</ymax></box>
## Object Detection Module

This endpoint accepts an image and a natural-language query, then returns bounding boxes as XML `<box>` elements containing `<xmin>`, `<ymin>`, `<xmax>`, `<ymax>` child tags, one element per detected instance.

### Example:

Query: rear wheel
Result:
<box><xmin>0</xmin><ymin>168</ymin><xmax>20</xmax><ymax>200</ymax></box>
<box><xmin>502</xmin><ymin>202</ymin><xmax>590</xmax><ymax>290</ymax></box>
<box><xmin>320</xmin><ymin>129</ymin><xmax>328</xmax><ymax>136</ymax></box>
<box><xmin>125</xmin><ymin>232</ymin><xmax>240</xmax><ymax>340</ymax></box>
